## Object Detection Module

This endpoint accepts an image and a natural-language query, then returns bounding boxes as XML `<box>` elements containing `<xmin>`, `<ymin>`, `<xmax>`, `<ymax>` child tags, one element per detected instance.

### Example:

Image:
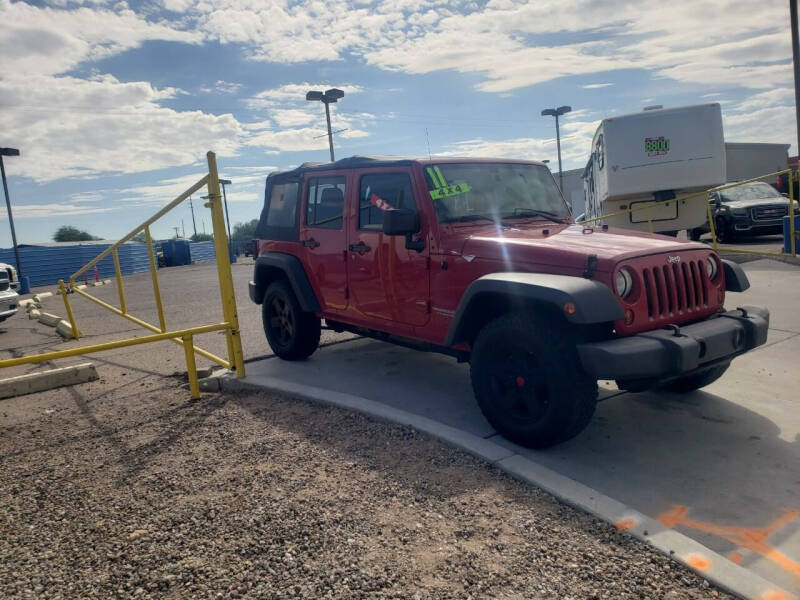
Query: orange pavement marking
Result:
<box><xmin>686</xmin><ymin>553</ymin><xmax>712</xmax><ymax>571</ymax></box>
<box><xmin>616</xmin><ymin>518</ymin><xmax>637</xmax><ymax>531</ymax></box>
<box><xmin>761</xmin><ymin>590</ymin><xmax>791</xmax><ymax>600</ymax></box>
<box><xmin>658</xmin><ymin>505</ymin><xmax>800</xmax><ymax>579</ymax></box>
<box><xmin>728</xmin><ymin>551</ymin><xmax>744</xmax><ymax>564</ymax></box>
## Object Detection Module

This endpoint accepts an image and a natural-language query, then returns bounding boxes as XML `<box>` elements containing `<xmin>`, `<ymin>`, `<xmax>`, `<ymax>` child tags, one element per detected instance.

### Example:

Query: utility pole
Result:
<box><xmin>181</xmin><ymin>219</ymin><xmax>185</xmax><ymax>238</ymax></box>
<box><xmin>791</xmin><ymin>0</ymin><xmax>800</xmax><ymax>164</ymax></box>
<box><xmin>0</xmin><ymin>147</ymin><xmax>27</xmax><ymax>293</ymax></box>
<box><xmin>219</xmin><ymin>179</ymin><xmax>234</xmax><ymax>260</ymax></box>
<box><xmin>173</xmin><ymin>226</ymin><xmax>180</xmax><ymax>239</ymax></box>
<box><xmin>188</xmin><ymin>196</ymin><xmax>197</xmax><ymax>237</ymax></box>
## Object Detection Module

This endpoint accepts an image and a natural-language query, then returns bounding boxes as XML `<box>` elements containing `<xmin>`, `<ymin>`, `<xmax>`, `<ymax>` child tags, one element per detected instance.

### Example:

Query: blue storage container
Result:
<box><xmin>160</xmin><ymin>239</ymin><xmax>191</xmax><ymax>267</ymax></box>
<box><xmin>783</xmin><ymin>215</ymin><xmax>800</xmax><ymax>254</ymax></box>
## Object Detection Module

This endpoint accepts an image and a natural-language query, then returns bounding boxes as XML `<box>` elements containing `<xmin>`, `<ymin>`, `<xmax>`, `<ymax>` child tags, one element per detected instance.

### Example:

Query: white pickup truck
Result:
<box><xmin>0</xmin><ymin>263</ymin><xmax>20</xmax><ymax>322</ymax></box>
<box><xmin>583</xmin><ymin>104</ymin><xmax>726</xmax><ymax>234</ymax></box>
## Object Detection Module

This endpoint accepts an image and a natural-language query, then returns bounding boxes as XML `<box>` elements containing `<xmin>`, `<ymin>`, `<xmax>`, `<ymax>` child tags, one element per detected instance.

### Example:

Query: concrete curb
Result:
<box><xmin>0</xmin><ymin>363</ymin><xmax>98</xmax><ymax>399</ymax></box>
<box><xmin>207</xmin><ymin>372</ymin><xmax>796</xmax><ymax>600</ymax></box>
<box><xmin>38</xmin><ymin>312</ymin><xmax>62</xmax><ymax>327</ymax></box>
<box><xmin>55</xmin><ymin>320</ymin><xmax>74</xmax><ymax>339</ymax></box>
<box><xmin>32</xmin><ymin>292</ymin><xmax>53</xmax><ymax>302</ymax></box>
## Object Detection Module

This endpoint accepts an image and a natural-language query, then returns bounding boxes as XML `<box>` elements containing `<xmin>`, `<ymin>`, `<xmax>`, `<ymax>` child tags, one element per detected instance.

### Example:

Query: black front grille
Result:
<box><xmin>642</xmin><ymin>260</ymin><xmax>708</xmax><ymax>319</ymax></box>
<box><xmin>751</xmin><ymin>204</ymin><xmax>788</xmax><ymax>222</ymax></box>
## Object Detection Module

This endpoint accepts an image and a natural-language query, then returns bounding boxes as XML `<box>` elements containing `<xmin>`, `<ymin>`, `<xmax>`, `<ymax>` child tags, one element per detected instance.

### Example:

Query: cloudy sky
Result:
<box><xmin>0</xmin><ymin>0</ymin><xmax>794</xmax><ymax>244</ymax></box>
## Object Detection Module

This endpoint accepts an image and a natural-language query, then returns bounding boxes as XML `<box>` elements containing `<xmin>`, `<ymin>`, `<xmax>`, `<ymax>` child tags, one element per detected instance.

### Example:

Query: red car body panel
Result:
<box><xmin>257</xmin><ymin>159</ymin><xmax>726</xmax><ymax>348</ymax></box>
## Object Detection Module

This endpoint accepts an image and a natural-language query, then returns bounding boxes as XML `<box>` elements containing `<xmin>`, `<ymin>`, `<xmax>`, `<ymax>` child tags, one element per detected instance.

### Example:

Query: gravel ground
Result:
<box><xmin>0</xmin><ymin>375</ymin><xmax>731</xmax><ymax>600</ymax></box>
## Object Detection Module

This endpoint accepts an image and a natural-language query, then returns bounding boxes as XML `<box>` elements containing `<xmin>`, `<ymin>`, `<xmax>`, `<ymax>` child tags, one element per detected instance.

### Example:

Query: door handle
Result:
<box><xmin>301</xmin><ymin>239</ymin><xmax>320</xmax><ymax>248</ymax></box>
<box><xmin>348</xmin><ymin>242</ymin><xmax>371</xmax><ymax>254</ymax></box>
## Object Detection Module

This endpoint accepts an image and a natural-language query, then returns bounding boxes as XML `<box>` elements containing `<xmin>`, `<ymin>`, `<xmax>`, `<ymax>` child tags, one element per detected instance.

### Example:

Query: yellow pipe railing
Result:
<box><xmin>144</xmin><ymin>226</ymin><xmax>167</xmax><ymax>332</ymax></box>
<box><xmin>112</xmin><ymin>249</ymin><xmax>127</xmax><ymax>315</ymax></box>
<box><xmin>70</xmin><ymin>285</ymin><xmax>231</xmax><ymax>368</ymax></box>
<box><xmin>3</xmin><ymin>152</ymin><xmax>245</xmax><ymax>399</ymax></box>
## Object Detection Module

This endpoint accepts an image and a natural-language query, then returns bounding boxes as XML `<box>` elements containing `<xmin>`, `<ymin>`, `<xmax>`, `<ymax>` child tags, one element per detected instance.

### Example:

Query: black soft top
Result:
<box><xmin>268</xmin><ymin>155</ymin><xmax>420</xmax><ymax>182</ymax></box>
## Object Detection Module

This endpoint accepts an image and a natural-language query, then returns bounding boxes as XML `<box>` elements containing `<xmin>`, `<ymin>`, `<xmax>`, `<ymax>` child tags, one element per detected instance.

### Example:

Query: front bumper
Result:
<box><xmin>577</xmin><ymin>306</ymin><xmax>769</xmax><ymax>381</ymax></box>
<box><xmin>0</xmin><ymin>289</ymin><xmax>19</xmax><ymax>319</ymax></box>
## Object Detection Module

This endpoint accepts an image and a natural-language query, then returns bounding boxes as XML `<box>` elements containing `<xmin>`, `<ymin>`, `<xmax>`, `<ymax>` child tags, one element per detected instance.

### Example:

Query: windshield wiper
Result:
<box><xmin>441</xmin><ymin>214</ymin><xmax>500</xmax><ymax>224</ymax></box>
<box><xmin>501</xmin><ymin>208</ymin><xmax>570</xmax><ymax>224</ymax></box>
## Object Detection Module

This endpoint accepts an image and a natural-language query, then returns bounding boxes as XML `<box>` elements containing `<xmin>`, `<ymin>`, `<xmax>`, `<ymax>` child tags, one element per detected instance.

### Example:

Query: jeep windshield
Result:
<box><xmin>423</xmin><ymin>162</ymin><xmax>571</xmax><ymax>224</ymax></box>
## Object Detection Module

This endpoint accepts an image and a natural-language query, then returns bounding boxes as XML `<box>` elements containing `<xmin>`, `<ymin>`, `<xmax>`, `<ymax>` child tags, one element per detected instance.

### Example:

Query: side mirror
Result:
<box><xmin>382</xmin><ymin>208</ymin><xmax>419</xmax><ymax>236</ymax></box>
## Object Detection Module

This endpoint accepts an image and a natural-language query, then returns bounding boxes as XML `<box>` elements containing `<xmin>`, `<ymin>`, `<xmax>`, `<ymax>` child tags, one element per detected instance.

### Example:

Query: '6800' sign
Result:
<box><xmin>645</xmin><ymin>136</ymin><xmax>669</xmax><ymax>156</ymax></box>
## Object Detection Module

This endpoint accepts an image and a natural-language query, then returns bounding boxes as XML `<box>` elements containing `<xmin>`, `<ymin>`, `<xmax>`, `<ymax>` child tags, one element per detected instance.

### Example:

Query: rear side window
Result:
<box><xmin>266</xmin><ymin>182</ymin><xmax>299</xmax><ymax>227</ymax></box>
<box><xmin>306</xmin><ymin>176</ymin><xmax>345</xmax><ymax>229</ymax></box>
<box><xmin>359</xmin><ymin>172</ymin><xmax>416</xmax><ymax>230</ymax></box>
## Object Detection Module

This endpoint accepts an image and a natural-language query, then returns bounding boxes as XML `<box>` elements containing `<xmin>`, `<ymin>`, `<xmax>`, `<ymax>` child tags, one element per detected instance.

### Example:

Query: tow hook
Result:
<box><xmin>665</xmin><ymin>324</ymin><xmax>687</xmax><ymax>338</ymax></box>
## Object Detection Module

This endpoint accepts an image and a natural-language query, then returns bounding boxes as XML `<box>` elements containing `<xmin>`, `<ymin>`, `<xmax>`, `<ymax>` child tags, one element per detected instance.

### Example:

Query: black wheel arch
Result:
<box><xmin>251</xmin><ymin>252</ymin><xmax>321</xmax><ymax>312</ymax></box>
<box><xmin>445</xmin><ymin>272</ymin><xmax>623</xmax><ymax>347</ymax></box>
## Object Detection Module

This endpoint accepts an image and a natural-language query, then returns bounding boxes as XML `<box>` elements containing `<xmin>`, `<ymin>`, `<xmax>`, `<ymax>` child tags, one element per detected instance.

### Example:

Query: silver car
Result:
<box><xmin>0</xmin><ymin>271</ymin><xmax>19</xmax><ymax>322</ymax></box>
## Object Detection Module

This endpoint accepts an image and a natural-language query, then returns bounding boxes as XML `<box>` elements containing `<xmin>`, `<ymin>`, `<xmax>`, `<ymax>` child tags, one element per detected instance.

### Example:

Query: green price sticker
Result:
<box><xmin>430</xmin><ymin>182</ymin><xmax>472</xmax><ymax>200</ymax></box>
<box><xmin>645</xmin><ymin>137</ymin><xmax>669</xmax><ymax>154</ymax></box>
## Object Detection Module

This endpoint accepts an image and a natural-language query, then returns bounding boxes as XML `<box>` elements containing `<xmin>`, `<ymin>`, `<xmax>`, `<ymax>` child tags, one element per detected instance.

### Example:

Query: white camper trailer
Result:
<box><xmin>583</xmin><ymin>104</ymin><xmax>726</xmax><ymax>234</ymax></box>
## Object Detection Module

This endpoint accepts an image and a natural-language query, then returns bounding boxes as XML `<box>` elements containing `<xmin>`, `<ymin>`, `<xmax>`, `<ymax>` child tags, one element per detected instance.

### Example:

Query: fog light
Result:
<box><xmin>624</xmin><ymin>309</ymin><xmax>634</xmax><ymax>325</ymax></box>
<box><xmin>563</xmin><ymin>302</ymin><xmax>576</xmax><ymax>315</ymax></box>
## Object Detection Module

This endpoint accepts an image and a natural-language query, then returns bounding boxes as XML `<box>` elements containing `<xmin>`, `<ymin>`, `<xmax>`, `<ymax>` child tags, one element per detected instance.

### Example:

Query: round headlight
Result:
<box><xmin>615</xmin><ymin>268</ymin><xmax>633</xmax><ymax>298</ymax></box>
<box><xmin>706</xmin><ymin>256</ymin><xmax>718</xmax><ymax>279</ymax></box>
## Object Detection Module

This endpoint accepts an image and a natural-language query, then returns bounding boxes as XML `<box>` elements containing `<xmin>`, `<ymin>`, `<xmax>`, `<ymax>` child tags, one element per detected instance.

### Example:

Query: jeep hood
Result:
<box><xmin>440</xmin><ymin>224</ymin><xmax>708</xmax><ymax>272</ymax></box>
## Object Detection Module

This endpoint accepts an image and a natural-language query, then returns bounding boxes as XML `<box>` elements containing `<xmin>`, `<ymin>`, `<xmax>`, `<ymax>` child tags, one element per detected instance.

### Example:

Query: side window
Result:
<box><xmin>266</xmin><ymin>182</ymin><xmax>299</xmax><ymax>227</ymax></box>
<box><xmin>306</xmin><ymin>176</ymin><xmax>345</xmax><ymax>229</ymax></box>
<box><xmin>359</xmin><ymin>172</ymin><xmax>416</xmax><ymax>230</ymax></box>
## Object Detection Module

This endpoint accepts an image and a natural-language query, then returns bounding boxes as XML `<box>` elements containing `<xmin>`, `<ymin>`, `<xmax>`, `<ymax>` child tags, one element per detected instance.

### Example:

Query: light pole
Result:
<box><xmin>0</xmin><ymin>147</ymin><xmax>27</xmax><ymax>294</ymax></box>
<box><xmin>541</xmin><ymin>106</ymin><xmax>572</xmax><ymax>192</ymax></box>
<box><xmin>306</xmin><ymin>88</ymin><xmax>345</xmax><ymax>161</ymax></box>
<box><xmin>219</xmin><ymin>178</ymin><xmax>234</xmax><ymax>261</ymax></box>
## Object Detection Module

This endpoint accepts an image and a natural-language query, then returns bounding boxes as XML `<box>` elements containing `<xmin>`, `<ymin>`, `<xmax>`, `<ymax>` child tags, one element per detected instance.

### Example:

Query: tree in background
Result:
<box><xmin>231</xmin><ymin>219</ymin><xmax>259</xmax><ymax>240</ymax></box>
<box><xmin>132</xmin><ymin>232</ymin><xmax>147</xmax><ymax>243</ymax></box>
<box><xmin>53</xmin><ymin>226</ymin><xmax>101</xmax><ymax>242</ymax></box>
<box><xmin>190</xmin><ymin>233</ymin><xmax>213</xmax><ymax>242</ymax></box>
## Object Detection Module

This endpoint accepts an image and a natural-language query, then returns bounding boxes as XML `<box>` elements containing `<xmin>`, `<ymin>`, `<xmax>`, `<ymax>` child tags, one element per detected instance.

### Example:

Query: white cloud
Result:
<box><xmin>0</xmin><ymin>203</ymin><xmax>116</xmax><ymax>219</ymax></box>
<box><xmin>583</xmin><ymin>83</ymin><xmax>614</xmax><ymax>89</ymax></box>
<box><xmin>0</xmin><ymin>0</ymin><xmax>201</xmax><ymax>78</ymax></box>
<box><xmin>247</xmin><ymin>83</ymin><xmax>363</xmax><ymax>109</ymax></box>
<box><xmin>200</xmin><ymin>80</ymin><xmax>244</xmax><ymax>95</ymax></box>
<box><xmin>0</xmin><ymin>75</ymin><xmax>243</xmax><ymax>182</ymax></box>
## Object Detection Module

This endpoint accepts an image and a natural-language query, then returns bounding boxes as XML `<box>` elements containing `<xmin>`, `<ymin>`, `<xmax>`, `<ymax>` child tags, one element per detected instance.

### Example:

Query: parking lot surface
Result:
<box><xmin>239</xmin><ymin>259</ymin><xmax>800</xmax><ymax>594</ymax></box>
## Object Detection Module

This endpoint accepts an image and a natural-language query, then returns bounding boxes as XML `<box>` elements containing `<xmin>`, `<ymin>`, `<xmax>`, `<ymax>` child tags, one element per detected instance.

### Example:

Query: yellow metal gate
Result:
<box><xmin>0</xmin><ymin>151</ymin><xmax>245</xmax><ymax>397</ymax></box>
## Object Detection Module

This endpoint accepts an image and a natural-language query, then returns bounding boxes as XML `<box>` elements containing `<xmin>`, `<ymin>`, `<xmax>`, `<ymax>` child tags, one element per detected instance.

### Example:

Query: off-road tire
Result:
<box><xmin>715</xmin><ymin>217</ymin><xmax>733</xmax><ymax>244</ymax></box>
<box><xmin>262</xmin><ymin>280</ymin><xmax>320</xmax><ymax>360</ymax></box>
<box><xmin>469</xmin><ymin>313</ymin><xmax>598</xmax><ymax>449</ymax></box>
<box><xmin>658</xmin><ymin>363</ymin><xmax>730</xmax><ymax>393</ymax></box>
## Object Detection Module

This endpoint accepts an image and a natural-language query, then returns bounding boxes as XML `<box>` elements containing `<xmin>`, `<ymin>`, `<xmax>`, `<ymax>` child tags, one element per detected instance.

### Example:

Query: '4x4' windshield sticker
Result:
<box><xmin>427</xmin><ymin>166</ymin><xmax>472</xmax><ymax>200</ymax></box>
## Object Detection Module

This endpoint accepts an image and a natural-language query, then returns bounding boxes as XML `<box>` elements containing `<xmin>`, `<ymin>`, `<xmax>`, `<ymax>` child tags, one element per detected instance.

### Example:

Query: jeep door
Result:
<box><xmin>300</xmin><ymin>172</ymin><xmax>349</xmax><ymax>312</ymax></box>
<box><xmin>347</xmin><ymin>168</ymin><xmax>430</xmax><ymax>326</ymax></box>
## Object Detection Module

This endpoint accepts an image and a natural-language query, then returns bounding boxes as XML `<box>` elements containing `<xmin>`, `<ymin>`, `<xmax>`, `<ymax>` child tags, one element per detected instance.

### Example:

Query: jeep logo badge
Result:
<box><xmin>667</xmin><ymin>255</ymin><xmax>681</xmax><ymax>263</ymax></box>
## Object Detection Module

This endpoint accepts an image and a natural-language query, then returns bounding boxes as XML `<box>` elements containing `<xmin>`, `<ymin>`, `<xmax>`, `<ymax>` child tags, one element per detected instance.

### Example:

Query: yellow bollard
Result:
<box><xmin>183</xmin><ymin>334</ymin><xmax>200</xmax><ymax>398</ymax></box>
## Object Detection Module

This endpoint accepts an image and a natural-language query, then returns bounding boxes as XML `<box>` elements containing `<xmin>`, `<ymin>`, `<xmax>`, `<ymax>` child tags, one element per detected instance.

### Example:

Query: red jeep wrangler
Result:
<box><xmin>249</xmin><ymin>157</ymin><xmax>769</xmax><ymax>448</ymax></box>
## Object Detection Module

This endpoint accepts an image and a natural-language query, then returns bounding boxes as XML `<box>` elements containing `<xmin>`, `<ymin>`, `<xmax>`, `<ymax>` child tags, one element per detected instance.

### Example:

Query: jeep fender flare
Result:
<box><xmin>251</xmin><ymin>253</ymin><xmax>321</xmax><ymax>312</ymax></box>
<box><xmin>445</xmin><ymin>272</ymin><xmax>624</xmax><ymax>346</ymax></box>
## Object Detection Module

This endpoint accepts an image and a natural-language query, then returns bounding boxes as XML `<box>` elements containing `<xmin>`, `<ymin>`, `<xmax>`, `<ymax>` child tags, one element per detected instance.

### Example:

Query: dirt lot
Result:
<box><xmin>1</xmin><ymin>261</ymin><xmax>733</xmax><ymax>599</ymax></box>
<box><xmin>1</xmin><ymin>371</ymin><xmax>730</xmax><ymax>600</ymax></box>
